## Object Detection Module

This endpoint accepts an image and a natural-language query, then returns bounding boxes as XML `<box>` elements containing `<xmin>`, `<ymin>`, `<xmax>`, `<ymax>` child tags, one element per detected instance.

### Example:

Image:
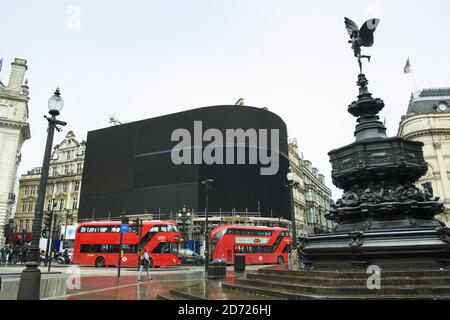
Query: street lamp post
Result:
<box><xmin>201</xmin><ymin>179</ymin><xmax>213</xmax><ymax>277</ymax></box>
<box><xmin>17</xmin><ymin>87</ymin><xmax>66</xmax><ymax>300</ymax></box>
<box><xmin>287</xmin><ymin>170</ymin><xmax>299</xmax><ymax>249</ymax></box>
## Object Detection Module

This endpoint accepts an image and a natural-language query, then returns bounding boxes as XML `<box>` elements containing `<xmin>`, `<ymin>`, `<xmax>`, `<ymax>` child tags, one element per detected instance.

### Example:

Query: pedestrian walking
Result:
<box><xmin>7</xmin><ymin>246</ymin><xmax>13</xmax><ymax>265</ymax></box>
<box><xmin>137</xmin><ymin>248</ymin><xmax>152</xmax><ymax>282</ymax></box>
<box><xmin>1</xmin><ymin>245</ymin><xmax>8</xmax><ymax>264</ymax></box>
<box><xmin>12</xmin><ymin>246</ymin><xmax>20</xmax><ymax>264</ymax></box>
<box><xmin>20</xmin><ymin>244</ymin><xmax>28</xmax><ymax>264</ymax></box>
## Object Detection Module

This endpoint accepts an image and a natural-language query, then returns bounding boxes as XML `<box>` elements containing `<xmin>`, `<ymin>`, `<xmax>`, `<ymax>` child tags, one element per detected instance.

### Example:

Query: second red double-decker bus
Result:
<box><xmin>72</xmin><ymin>220</ymin><xmax>181</xmax><ymax>267</ymax></box>
<box><xmin>209</xmin><ymin>225</ymin><xmax>292</xmax><ymax>265</ymax></box>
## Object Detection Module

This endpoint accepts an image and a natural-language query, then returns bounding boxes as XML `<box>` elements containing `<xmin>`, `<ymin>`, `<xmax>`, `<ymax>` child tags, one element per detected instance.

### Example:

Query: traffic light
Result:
<box><xmin>130</xmin><ymin>218</ymin><xmax>141</xmax><ymax>235</ymax></box>
<box><xmin>42</xmin><ymin>212</ymin><xmax>53</xmax><ymax>238</ymax></box>
<box><xmin>52</xmin><ymin>219</ymin><xmax>61</xmax><ymax>240</ymax></box>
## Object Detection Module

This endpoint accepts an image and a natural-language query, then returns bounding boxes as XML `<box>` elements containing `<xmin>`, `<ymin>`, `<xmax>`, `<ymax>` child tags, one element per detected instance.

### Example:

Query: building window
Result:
<box><xmin>59</xmin><ymin>199</ymin><xmax>65</xmax><ymax>210</ymax></box>
<box><xmin>52</xmin><ymin>167</ymin><xmax>58</xmax><ymax>176</ymax></box>
<box><xmin>0</xmin><ymin>104</ymin><xmax>8</xmax><ymax>118</ymax></box>
<box><xmin>64</xmin><ymin>165</ymin><xmax>70</xmax><ymax>174</ymax></box>
<box><xmin>67</xmin><ymin>151</ymin><xmax>72</xmax><ymax>160</ymax></box>
<box><xmin>28</xmin><ymin>202</ymin><xmax>33</xmax><ymax>212</ymax></box>
<box><xmin>306</xmin><ymin>189</ymin><xmax>314</xmax><ymax>202</ymax></box>
<box><xmin>72</xmin><ymin>198</ymin><xmax>78</xmax><ymax>209</ymax></box>
<box><xmin>77</xmin><ymin>163</ymin><xmax>82</xmax><ymax>173</ymax></box>
<box><xmin>62</xmin><ymin>182</ymin><xmax>68</xmax><ymax>193</ymax></box>
<box><xmin>47</xmin><ymin>200</ymin><xmax>53</xmax><ymax>211</ymax></box>
<box><xmin>22</xmin><ymin>202</ymin><xmax>27</xmax><ymax>213</ymax></box>
<box><xmin>74</xmin><ymin>180</ymin><xmax>80</xmax><ymax>191</ymax></box>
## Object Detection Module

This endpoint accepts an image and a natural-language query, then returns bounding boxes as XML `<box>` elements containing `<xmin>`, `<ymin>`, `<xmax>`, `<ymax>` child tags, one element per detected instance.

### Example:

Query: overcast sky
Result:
<box><xmin>1</xmin><ymin>0</ymin><xmax>449</xmax><ymax>199</ymax></box>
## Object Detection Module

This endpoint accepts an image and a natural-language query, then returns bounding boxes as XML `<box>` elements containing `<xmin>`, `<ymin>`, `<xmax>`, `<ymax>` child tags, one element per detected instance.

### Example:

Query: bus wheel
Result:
<box><xmin>95</xmin><ymin>256</ymin><xmax>105</xmax><ymax>268</ymax></box>
<box><xmin>277</xmin><ymin>256</ymin><xmax>284</xmax><ymax>265</ymax></box>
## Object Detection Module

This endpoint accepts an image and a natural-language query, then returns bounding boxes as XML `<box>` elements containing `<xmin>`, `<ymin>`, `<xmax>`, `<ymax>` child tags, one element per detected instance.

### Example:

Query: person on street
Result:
<box><xmin>7</xmin><ymin>246</ymin><xmax>13</xmax><ymax>264</ymax></box>
<box><xmin>0</xmin><ymin>245</ymin><xmax>8</xmax><ymax>264</ymax></box>
<box><xmin>137</xmin><ymin>248</ymin><xmax>152</xmax><ymax>282</ymax></box>
<box><xmin>20</xmin><ymin>244</ymin><xmax>28</xmax><ymax>264</ymax></box>
<box><xmin>12</xmin><ymin>246</ymin><xmax>20</xmax><ymax>264</ymax></box>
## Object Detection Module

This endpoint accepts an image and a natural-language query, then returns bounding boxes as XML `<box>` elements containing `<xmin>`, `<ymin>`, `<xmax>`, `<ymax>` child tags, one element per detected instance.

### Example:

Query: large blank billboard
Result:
<box><xmin>79</xmin><ymin>105</ymin><xmax>290</xmax><ymax>220</ymax></box>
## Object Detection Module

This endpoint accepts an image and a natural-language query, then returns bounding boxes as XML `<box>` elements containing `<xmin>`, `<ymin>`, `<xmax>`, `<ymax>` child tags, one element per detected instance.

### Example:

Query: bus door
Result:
<box><xmin>227</xmin><ymin>248</ymin><xmax>233</xmax><ymax>263</ymax></box>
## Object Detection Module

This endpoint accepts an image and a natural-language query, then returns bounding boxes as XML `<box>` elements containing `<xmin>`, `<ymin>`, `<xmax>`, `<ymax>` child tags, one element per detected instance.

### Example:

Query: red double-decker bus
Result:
<box><xmin>209</xmin><ymin>225</ymin><xmax>292</xmax><ymax>265</ymax></box>
<box><xmin>72</xmin><ymin>220</ymin><xmax>181</xmax><ymax>267</ymax></box>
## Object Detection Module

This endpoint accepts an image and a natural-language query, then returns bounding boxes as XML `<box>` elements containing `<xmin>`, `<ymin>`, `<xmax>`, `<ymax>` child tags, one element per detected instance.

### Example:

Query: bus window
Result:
<box><xmin>152</xmin><ymin>242</ymin><xmax>178</xmax><ymax>254</ymax></box>
<box><xmin>159</xmin><ymin>225</ymin><xmax>168</xmax><ymax>232</ymax></box>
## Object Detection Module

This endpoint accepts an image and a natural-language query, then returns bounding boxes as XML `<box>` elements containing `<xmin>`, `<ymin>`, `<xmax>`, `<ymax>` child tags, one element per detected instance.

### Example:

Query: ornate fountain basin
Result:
<box><xmin>329</xmin><ymin>136</ymin><xmax>427</xmax><ymax>190</ymax></box>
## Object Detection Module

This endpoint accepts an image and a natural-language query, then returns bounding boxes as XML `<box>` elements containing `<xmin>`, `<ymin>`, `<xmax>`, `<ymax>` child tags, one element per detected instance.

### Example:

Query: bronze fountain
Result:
<box><xmin>298</xmin><ymin>17</ymin><xmax>449</xmax><ymax>269</ymax></box>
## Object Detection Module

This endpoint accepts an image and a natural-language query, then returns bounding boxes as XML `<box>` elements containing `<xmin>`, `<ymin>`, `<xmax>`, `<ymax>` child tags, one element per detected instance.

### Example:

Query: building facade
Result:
<box><xmin>398</xmin><ymin>88</ymin><xmax>450</xmax><ymax>226</ymax></box>
<box><xmin>13</xmin><ymin>131</ymin><xmax>85</xmax><ymax>235</ymax></box>
<box><xmin>288</xmin><ymin>138</ymin><xmax>333</xmax><ymax>235</ymax></box>
<box><xmin>0</xmin><ymin>58</ymin><xmax>30</xmax><ymax>246</ymax></box>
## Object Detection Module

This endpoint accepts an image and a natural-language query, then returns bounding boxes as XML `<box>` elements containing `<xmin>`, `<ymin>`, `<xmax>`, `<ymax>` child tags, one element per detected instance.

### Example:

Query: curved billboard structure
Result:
<box><xmin>78</xmin><ymin>105</ymin><xmax>290</xmax><ymax>220</ymax></box>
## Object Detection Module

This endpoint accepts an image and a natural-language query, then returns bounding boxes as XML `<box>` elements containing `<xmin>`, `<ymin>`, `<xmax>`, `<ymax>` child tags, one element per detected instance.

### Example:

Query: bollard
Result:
<box><xmin>207</xmin><ymin>258</ymin><xmax>226</xmax><ymax>279</ymax></box>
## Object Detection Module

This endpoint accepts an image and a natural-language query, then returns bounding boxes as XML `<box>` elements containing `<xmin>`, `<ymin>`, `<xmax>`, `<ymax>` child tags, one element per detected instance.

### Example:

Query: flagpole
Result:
<box><xmin>410</xmin><ymin>65</ymin><xmax>419</xmax><ymax>93</ymax></box>
<box><xmin>407</xmin><ymin>57</ymin><xmax>419</xmax><ymax>93</ymax></box>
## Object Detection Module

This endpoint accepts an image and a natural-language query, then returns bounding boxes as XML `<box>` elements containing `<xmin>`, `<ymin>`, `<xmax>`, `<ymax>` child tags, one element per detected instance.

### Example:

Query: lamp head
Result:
<box><xmin>48</xmin><ymin>87</ymin><xmax>64</xmax><ymax>115</ymax></box>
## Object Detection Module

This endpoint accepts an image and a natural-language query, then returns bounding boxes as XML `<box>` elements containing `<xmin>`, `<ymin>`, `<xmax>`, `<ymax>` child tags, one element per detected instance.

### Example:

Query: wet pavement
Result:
<box><xmin>0</xmin><ymin>264</ymin><xmax>280</xmax><ymax>300</ymax></box>
<box><xmin>59</xmin><ymin>272</ymin><xmax>206</xmax><ymax>300</ymax></box>
<box><xmin>38</xmin><ymin>265</ymin><xmax>272</xmax><ymax>300</ymax></box>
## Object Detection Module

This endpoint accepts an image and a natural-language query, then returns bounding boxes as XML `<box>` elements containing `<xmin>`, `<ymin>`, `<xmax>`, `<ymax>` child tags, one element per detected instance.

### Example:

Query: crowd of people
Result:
<box><xmin>0</xmin><ymin>242</ymin><xmax>29</xmax><ymax>265</ymax></box>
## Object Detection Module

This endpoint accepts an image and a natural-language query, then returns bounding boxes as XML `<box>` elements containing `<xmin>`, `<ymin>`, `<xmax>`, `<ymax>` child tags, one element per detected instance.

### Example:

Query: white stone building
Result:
<box><xmin>14</xmin><ymin>131</ymin><xmax>85</xmax><ymax>236</ymax></box>
<box><xmin>398</xmin><ymin>88</ymin><xmax>450</xmax><ymax>226</ymax></box>
<box><xmin>0</xmin><ymin>58</ymin><xmax>30</xmax><ymax>246</ymax></box>
<box><xmin>288</xmin><ymin>138</ymin><xmax>333</xmax><ymax>235</ymax></box>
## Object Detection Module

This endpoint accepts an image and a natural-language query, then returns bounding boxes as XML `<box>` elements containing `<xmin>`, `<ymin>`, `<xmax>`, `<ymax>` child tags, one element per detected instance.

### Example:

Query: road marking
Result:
<box><xmin>42</xmin><ymin>278</ymin><xmax>206</xmax><ymax>300</ymax></box>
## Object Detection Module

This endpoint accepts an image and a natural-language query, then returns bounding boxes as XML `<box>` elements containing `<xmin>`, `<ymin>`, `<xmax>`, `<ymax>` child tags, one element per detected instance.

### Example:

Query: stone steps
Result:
<box><xmin>235</xmin><ymin>277</ymin><xmax>450</xmax><ymax>296</ymax></box>
<box><xmin>156</xmin><ymin>286</ymin><xmax>283</xmax><ymax>300</ymax></box>
<box><xmin>246</xmin><ymin>271</ymin><xmax>450</xmax><ymax>287</ymax></box>
<box><xmin>222</xmin><ymin>282</ymin><xmax>450</xmax><ymax>300</ymax></box>
<box><xmin>258</xmin><ymin>268</ymin><xmax>450</xmax><ymax>279</ymax></box>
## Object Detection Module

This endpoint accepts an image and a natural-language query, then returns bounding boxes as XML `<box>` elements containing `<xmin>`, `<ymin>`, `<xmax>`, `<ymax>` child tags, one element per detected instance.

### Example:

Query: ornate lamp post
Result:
<box><xmin>17</xmin><ymin>87</ymin><xmax>67</xmax><ymax>300</ymax></box>
<box><xmin>286</xmin><ymin>170</ymin><xmax>300</xmax><ymax>249</ymax></box>
<box><xmin>201</xmin><ymin>179</ymin><xmax>213</xmax><ymax>277</ymax></box>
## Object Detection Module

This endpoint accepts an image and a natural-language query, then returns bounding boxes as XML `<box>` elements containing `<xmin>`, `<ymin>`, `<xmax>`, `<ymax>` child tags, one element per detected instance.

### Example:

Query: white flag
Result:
<box><xmin>404</xmin><ymin>58</ymin><xmax>411</xmax><ymax>74</ymax></box>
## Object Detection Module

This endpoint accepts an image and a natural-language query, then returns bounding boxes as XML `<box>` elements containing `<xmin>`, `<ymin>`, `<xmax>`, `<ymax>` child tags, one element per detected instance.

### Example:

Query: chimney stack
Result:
<box><xmin>8</xmin><ymin>58</ymin><xmax>27</xmax><ymax>91</ymax></box>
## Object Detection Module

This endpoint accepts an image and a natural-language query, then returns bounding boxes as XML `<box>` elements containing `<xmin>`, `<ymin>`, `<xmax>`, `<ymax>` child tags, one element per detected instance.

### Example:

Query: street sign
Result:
<box><xmin>120</xmin><ymin>224</ymin><xmax>129</xmax><ymax>233</ymax></box>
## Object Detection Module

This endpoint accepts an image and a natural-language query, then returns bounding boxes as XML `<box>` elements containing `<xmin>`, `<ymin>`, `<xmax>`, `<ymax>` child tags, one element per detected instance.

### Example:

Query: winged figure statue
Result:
<box><xmin>344</xmin><ymin>17</ymin><xmax>380</xmax><ymax>74</ymax></box>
